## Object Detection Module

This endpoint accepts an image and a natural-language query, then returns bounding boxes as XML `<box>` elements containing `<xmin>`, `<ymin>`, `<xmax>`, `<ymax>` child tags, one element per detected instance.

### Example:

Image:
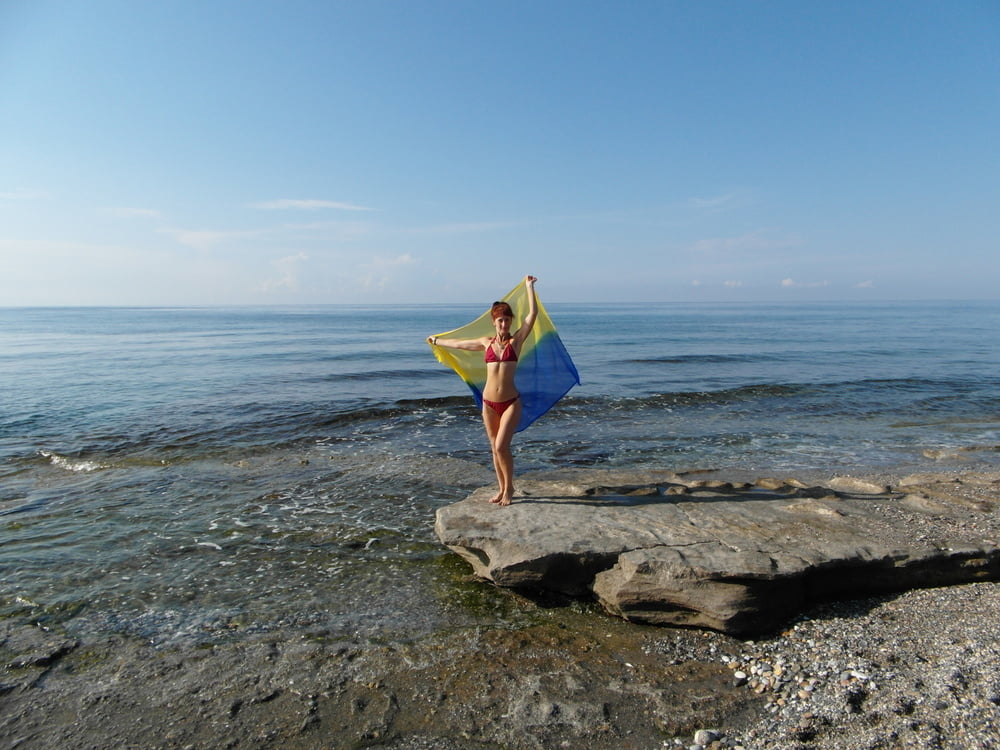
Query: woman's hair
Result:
<box><xmin>490</xmin><ymin>301</ymin><xmax>514</xmax><ymax>320</ymax></box>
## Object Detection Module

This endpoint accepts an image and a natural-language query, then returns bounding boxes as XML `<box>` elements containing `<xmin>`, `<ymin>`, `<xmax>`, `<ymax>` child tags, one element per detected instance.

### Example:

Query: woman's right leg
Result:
<box><xmin>482</xmin><ymin>406</ymin><xmax>504</xmax><ymax>503</ymax></box>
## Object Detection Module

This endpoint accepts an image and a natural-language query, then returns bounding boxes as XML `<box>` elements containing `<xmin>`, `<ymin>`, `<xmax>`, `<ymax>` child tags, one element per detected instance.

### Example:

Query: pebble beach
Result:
<box><xmin>681</xmin><ymin>581</ymin><xmax>1000</xmax><ymax>749</ymax></box>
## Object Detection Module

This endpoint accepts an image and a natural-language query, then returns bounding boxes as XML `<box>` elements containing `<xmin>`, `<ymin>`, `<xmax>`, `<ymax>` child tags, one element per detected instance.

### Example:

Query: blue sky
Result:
<box><xmin>2</xmin><ymin>1</ymin><xmax>997</xmax><ymax>305</ymax></box>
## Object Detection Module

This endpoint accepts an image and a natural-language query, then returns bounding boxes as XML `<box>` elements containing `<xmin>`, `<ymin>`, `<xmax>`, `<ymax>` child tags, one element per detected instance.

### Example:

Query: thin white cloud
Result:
<box><xmin>253</xmin><ymin>199</ymin><xmax>372</xmax><ymax>211</ymax></box>
<box><xmin>855</xmin><ymin>280</ymin><xmax>874</xmax><ymax>288</ymax></box>
<box><xmin>781</xmin><ymin>278</ymin><xmax>830</xmax><ymax>288</ymax></box>
<box><xmin>724</xmin><ymin>280</ymin><xmax>743</xmax><ymax>288</ymax></box>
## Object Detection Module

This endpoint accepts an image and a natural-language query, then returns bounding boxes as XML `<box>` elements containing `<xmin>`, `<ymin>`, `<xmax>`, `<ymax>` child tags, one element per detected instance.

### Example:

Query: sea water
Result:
<box><xmin>1</xmin><ymin>301</ymin><xmax>998</xmax><ymax>645</ymax></box>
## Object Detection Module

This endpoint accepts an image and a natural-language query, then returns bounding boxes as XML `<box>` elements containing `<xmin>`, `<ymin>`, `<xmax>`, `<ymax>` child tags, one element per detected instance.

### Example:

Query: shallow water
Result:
<box><xmin>1</xmin><ymin>301</ymin><xmax>998</xmax><ymax>645</ymax></box>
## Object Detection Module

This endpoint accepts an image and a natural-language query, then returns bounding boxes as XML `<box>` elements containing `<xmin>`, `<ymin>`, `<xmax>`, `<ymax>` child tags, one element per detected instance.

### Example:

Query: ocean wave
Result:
<box><xmin>39</xmin><ymin>450</ymin><xmax>106</xmax><ymax>473</ymax></box>
<box><xmin>553</xmin><ymin>377</ymin><xmax>1000</xmax><ymax>421</ymax></box>
<box><xmin>19</xmin><ymin>376</ymin><xmax>999</xmax><ymax>470</ymax></box>
<box><xmin>638</xmin><ymin>383</ymin><xmax>806</xmax><ymax>408</ymax></box>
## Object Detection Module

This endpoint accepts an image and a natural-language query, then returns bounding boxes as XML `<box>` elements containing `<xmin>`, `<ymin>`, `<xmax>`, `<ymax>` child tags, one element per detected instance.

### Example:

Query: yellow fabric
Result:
<box><xmin>428</xmin><ymin>280</ymin><xmax>579</xmax><ymax>432</ymax></box>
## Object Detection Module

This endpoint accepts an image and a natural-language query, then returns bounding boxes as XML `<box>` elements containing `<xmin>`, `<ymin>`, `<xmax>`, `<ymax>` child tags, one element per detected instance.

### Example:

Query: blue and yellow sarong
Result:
<box><xmin>429</xmin><ymin>280</ymin><xmax>580</xmax><ymax>432</ymax></box>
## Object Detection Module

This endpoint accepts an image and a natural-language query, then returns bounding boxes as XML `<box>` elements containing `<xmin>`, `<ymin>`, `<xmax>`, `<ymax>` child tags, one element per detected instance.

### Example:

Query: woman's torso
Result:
<box><xmin>482</xmin><ymin>337</ymin><xmax>520</xmax><ymax>400</ymax></box>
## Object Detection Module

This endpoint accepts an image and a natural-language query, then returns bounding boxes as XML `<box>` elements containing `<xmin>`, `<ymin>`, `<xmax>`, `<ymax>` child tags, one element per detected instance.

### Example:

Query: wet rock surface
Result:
<box><xmin>436</xmin><ymin>470</ymin><xmax>1000</xmax><ymax>635</ymax></box>
<box><xmin>4</xmin><ymin>580</ymin><xmax>1000</xmax><ymax>749</ymax></box>
<box><xmin>3</xmin><ymin>471</ymin><xmax>999</xmax><ymax>749</ymax></box>
<box><xmin>0</xmin><ymin>608</ymin><xmax>756</xmax><ymax>750</ymax></box>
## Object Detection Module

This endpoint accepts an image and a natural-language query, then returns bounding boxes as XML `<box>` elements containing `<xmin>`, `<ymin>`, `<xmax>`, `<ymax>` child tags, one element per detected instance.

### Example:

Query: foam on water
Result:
<box><xmin>39</xmin><ymin>450</ymin><xmax>106</xmax><ymax>473</ymax></box>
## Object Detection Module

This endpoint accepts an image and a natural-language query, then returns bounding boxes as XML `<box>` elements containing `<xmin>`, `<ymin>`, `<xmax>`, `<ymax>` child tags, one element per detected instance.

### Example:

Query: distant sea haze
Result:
<box><xmin>1</xmin><ymin>301</ymin><xmax>998</xmax><ymax>645</ymax></box>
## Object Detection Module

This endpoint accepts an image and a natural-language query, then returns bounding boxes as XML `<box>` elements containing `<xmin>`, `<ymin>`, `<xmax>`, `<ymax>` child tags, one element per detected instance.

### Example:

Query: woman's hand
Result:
<box><xmin>519</xmin><ymin>276</ymin><xmax>539</xmax><ymax>337</ymax></box>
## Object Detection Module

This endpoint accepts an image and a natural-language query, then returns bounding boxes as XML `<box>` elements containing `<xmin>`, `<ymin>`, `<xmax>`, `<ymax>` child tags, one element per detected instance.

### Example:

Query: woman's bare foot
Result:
<box><xmin>489</xmin><ymin>491</ymin><xmax>503</xmax><ymax>504</ymax></box>
<box><xmin>496</xmin><ymin>493</ymin><xmax>512</xmax><ymax>507</ymax></box>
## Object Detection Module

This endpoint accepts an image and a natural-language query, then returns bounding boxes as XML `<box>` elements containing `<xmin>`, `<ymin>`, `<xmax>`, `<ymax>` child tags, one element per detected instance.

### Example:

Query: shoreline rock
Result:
<box><xmin>435</xmin><ymin>470</ymin><xmax>1000</xmax><ymax>635</ymax></box>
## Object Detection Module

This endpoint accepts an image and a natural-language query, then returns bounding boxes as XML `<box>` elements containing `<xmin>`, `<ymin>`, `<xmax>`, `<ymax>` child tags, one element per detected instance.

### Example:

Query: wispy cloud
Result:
<box><xmin>252</xmin><ymin>199</ymin><xmax>372</xmax><ymax>211</ymax></box>
<box><xmin>689</xmin><ymin>279</ymin><xmax>745</xmax><ymax>289</ymax></box>
<box><xmin>781</xmin><ymin>278</ymin><xmax>830</xmax><ymax>288</ymax></box>
<box><xmin>855</xmin><ymin>280</ymin><xmax>874</xmax><ymax>289</ymax></box>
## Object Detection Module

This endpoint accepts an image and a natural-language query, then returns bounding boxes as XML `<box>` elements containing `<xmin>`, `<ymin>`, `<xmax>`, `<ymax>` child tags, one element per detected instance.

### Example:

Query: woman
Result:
<box><xmin>427</xmin><ymin>275</ymin><xmax>538</xmax><ymax>506</ymax></box>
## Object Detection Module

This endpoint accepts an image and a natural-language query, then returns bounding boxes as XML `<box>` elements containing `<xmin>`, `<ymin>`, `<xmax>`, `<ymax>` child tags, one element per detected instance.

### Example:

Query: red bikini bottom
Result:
<box><xmin>483</xmin><ymin>395</ymin><xmax>519</xmax><ymax>416</ymax></box>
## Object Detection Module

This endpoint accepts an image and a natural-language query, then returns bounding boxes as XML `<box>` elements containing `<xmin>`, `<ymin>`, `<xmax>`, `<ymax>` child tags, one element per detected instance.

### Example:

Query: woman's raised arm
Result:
<box><xmin>515</xmin><ymin>275</ymin><xmax>538</xmax><ymax>342</ymax></box>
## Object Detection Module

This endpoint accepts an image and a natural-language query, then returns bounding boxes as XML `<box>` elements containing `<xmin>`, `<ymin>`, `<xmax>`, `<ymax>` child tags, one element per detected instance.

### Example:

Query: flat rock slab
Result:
<box><xmin>435</xmin><ymin>470</ymin><xmax>1000</xmax><ymax>635</ymax></box>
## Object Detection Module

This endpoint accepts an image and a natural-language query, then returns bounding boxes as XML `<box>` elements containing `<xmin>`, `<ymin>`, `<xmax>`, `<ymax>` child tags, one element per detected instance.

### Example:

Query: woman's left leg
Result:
<box><xmin>482</xmin><ymin>399</ymin><xmax>522</xmax><ymax>505</ymax></box>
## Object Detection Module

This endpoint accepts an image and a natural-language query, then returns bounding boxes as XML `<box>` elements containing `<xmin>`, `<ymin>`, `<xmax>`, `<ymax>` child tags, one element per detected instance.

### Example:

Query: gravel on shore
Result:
<box><xmin>652</xmin><ymin>582</ymin><xmax>1000</xmax><ymax>750</ymax></box>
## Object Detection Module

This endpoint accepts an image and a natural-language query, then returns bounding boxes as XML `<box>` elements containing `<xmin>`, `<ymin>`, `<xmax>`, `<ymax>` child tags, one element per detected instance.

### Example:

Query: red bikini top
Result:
<box><xmin>484</xmin><ymin>337</ymin><xmax>518</xmax><ymax>363</ymax></box>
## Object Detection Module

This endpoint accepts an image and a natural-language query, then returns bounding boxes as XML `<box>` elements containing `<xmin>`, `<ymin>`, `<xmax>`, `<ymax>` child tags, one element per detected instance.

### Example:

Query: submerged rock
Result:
<box><xmin>435</xmin><ymin>470</ymin><xmax>1000</xmax><ymax>635</ymax></box>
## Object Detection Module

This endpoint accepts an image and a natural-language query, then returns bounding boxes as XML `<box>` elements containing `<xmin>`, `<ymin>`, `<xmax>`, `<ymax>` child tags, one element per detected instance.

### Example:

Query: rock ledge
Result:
<box><xmin>435</xmin><ymin>470</ymin><xmax>1000</xmax><ymax>635</ymax></box>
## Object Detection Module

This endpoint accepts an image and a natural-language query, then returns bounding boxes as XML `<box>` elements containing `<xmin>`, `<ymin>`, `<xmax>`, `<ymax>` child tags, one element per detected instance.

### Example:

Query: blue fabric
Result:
<box><xmin>429</xmin><ymin>281</ymin><xmax>580</xmax><ymax>431</ymax></box>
